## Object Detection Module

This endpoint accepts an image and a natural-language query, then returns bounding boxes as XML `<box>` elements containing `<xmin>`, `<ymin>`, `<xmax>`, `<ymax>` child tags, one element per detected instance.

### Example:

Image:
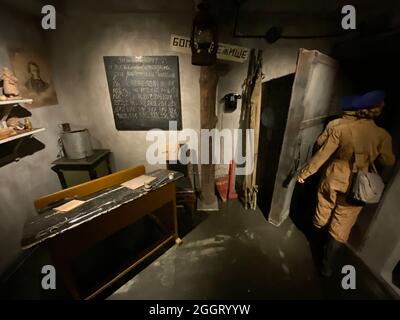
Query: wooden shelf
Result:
<box><xmin>0</xmin><ymin>128</ymin><xmax>45</xmax><ymax>145</ymax></box>
<box><xmin>0</xmin><ymin>99</ymin><xmax>33</xmax><ymax>106</ymax></box>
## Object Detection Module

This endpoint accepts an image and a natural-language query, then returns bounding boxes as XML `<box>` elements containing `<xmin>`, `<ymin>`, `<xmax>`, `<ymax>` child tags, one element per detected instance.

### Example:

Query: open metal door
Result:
<box><xmin>268</xmin><ymin>48</ymin><xmax>339</xmax><ymax>226</ymax></box>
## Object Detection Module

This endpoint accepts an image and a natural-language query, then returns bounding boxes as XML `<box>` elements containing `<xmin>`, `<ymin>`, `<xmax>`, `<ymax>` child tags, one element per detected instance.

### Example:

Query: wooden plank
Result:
<box><xmin>198</xmin><ymin>66</ymin><xmax>219</xmax><ymax>209</ymax></box>
<box><xmin>46</xmin><ymin>183</ymin><xmax>176</xmax><ymax>259</ymax></box>
<box><xmin>0</xmin><ymin>98</ymin><xmax>33</xmax><ymax>106</ymax></box>
<box><xmin>34</xmin><ymin>165</ymin><xmax>146</xmax><ymax>209</ymax></box>
<box><xmin>0</xmin><ymin>128</ymin><xmax>45</xmax><ymax>145</ymax></box>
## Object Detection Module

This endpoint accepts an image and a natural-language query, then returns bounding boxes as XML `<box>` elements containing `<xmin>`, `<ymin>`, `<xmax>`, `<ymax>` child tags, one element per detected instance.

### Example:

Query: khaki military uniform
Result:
<box><xmin>299</xmin><ymin>114</ymin><xmax>395</xmax><ymax>243</ymax></box>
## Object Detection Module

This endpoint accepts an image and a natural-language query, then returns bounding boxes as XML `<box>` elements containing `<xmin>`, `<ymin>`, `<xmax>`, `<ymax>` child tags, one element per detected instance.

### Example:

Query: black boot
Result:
<box><xmin>307</xmin><ymin>225</ymin><xmax>328</xmax><ymax>270</ymax></box>
<box><xmin>312</xmin><ymin>225</ymin><xmax>329</xmax><ymax>249</ymax></box>
<box><xmin>308</xmin><ymin>225</ymin><xmax>328</xmax><ymax>245</ymax></box>
<box><xmin>319</xmin><ymin>234</ymin><xmax>342</xmax><ymax>278</ymax></box>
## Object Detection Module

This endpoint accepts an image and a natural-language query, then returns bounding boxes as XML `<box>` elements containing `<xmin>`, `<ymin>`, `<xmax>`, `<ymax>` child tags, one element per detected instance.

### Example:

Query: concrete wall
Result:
<box><xmin>359</xmin><ymin>165</ymin><xmax>400</xmax><ymax>294</ymax></box>
<box><xmin>0</xmin><ymin>10</ymin><xmax>66</xmax><ymax>274</ymax></box>
<box><xmin>46</xmin><ymin>8</ymin><xmax>335</xmax><ymax>177</ymax></box>
<box><xmin>0</xmin><ymin>5</ymin><xmax>335</xmax><ymax>274</ymax></box>
<box><xmin>2</xmin><ymin>3</ymin><xmax>398</xmax><ymax>290</ymax></box>
<box><xmin>48</xmin><ymin>12</ymin><xmax>200</xmax><ymax>173</ymax></box>
<box><xmin>0</xmin><ymin>5</ymin><xmax>201</xmax><ymax>274</ymax></box>
<box><xmin>214</xmin><ymin>24</ymin><xmax>333</xmax><ymax>176</ymax></box>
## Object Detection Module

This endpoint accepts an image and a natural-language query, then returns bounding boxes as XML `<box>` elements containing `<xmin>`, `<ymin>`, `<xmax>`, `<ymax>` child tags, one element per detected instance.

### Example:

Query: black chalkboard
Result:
<box><xmin>103</xmin><ymin>56</ymin><xmax>182</xmax><ymax>130</ymax></box>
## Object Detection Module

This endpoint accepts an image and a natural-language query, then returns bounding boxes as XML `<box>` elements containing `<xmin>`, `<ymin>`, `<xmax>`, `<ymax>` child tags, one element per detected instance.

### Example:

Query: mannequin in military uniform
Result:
<box><xmin>297</xmin><ymin>90</ymin><xmax>395</xmax><ymax>277</ymax></box>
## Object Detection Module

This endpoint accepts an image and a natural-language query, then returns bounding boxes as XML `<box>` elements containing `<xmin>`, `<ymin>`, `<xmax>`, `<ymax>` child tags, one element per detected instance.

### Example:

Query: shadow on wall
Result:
<box><xmin>0</xmin><ymin>138</ymin><xmax>45</xmax><ymax>167</ymax></box>
<box><xmin>0</xmin><ymin>105</ymin><xmax>45</xmax><ymax>167</ymax></box>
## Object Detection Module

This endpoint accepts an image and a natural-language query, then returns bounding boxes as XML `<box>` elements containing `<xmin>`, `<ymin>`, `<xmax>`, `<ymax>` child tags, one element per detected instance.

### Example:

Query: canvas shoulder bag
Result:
<box><xmin>349</xmin><ymin>126</ymin><xmax>385</xmax><ymax>204</ymax></box>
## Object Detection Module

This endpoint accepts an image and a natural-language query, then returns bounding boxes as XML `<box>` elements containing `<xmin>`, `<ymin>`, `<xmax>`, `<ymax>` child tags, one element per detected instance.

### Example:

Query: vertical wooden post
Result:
<box><xmin>198</xmin><ymin>65</ymin><xmax>219</xmax><ymax>210</ymax></box>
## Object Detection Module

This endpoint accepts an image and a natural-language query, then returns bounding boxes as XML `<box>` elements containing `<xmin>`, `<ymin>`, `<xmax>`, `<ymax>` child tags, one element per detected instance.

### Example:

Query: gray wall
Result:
<box><xmin>0</xmin><ymin>6</ymin><xmax>334</xmax><ymax>274</ymax></box>
<box><xmin>0</xmin><ymin>7</ymin><xmax>201</xmax><ymax>274</ymax></box>
<box><xmin>359</xmin><ymin>165</ymin><xmax>400</xmax><ymax>293</ymax></box>
<box><xmin>48</xmin><ymin>13</ymin><xmax>200</xmax><ymax>172</ymax></box>
<box><xmin>0</xmin><ymin>11</ymin><xmax>65</xmax><ymax>274</ymax></box>
<box><xmin>47</xmin><ymin>3</ymin><xmax>334</xmax><ymax>180</ymax></box>
<box><xmin>214</xmin><ymin>25</ymin><xmax>332</xmax><ymax>176</ymax></box>
<box><xmin>2</xmin><ymin>3</ymin><xmax>398</xmax><ymax>292</ymax></box>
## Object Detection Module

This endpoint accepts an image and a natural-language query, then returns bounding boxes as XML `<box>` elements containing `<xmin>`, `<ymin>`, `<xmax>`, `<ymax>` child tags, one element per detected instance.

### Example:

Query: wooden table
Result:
<box><xmin>23</xmin><ymin>166</ymin><xmax>182</xmax><ymax>299</ymax></box>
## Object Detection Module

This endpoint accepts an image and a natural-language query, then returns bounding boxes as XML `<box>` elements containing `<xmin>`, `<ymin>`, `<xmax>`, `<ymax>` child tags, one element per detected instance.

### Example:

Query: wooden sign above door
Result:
<box><xmin>170</xmin><ymin>34</ymin><xmax>249</xmax><ymax>63</ymax></box>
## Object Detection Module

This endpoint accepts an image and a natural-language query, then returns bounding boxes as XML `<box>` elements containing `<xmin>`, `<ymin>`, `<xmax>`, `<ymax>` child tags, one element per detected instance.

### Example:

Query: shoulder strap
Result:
<box><xmin>349</xmin><ymin>125</ymin><xmax>358</xmax><ymax>171</ymax></box>
<box><xmin>350</xmin><ymin>122</ymin><xmax>375</xmax><ymax>172</ymax></box>
<box><xmin>349</xmin><ymin>123</ymin><xmax>366</xmax><ymax>171</ymax></box>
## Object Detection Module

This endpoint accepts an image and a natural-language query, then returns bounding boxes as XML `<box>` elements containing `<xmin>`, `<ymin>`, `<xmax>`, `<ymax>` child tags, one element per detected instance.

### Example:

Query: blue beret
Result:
<box><xmin>340</xmin><ymin>95</ymin><xmax>359</xmax><ymax>110</ymax></box>
<box><xmin>341</xmin><ymin>90</ymin><xmax>386</xmax><ymax>111</ymax></box>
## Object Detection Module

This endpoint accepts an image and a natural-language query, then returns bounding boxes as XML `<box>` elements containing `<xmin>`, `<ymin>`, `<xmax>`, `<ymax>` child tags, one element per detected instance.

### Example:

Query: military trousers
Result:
<box><xmin>313</xmin><ymin>180</ymin><xmax>363</xmax><ymax>243</ymax></box>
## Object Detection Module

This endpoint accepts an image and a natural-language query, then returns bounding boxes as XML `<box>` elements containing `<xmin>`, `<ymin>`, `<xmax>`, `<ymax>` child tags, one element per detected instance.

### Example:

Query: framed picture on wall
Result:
<box><xmin>7</xmin><ymin>47</ymin><xmax>58</xmax><ymax>108</ymax></box>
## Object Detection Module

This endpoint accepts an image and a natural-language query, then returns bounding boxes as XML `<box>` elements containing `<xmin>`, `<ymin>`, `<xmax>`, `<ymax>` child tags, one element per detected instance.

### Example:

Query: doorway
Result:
<box><xmin>256</xmin><ymin>47</ymin><xmax>400</xmax><ymax>253</ymax></box>
<box><xmin>338</xmin><ymin>55</ymin><xmax>400</xmax><ymax>250</ymax></box>
<box><xmin>256</xmin><ymin>74</ymin><xmax>294</xmax><ymax>218</ymax></box>
<box><xmin>256</xmin><ymin>49</ymin><xmax>339</xmax><ymax>227</ymax></box>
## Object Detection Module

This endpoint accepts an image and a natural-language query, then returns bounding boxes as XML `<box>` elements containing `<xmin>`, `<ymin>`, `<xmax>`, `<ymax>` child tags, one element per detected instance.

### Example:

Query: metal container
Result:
<box><xmin>61</xmin><ymin>129</ymin><xmax>94</xmax><ymax>159</ymax></box>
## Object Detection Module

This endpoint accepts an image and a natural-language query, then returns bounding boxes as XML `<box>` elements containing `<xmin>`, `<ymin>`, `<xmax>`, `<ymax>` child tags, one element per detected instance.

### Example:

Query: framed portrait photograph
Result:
<box><xmin>8</xmin><ymin>48</ymin><xmax>58</xmax><ymax>108</ymax></box>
